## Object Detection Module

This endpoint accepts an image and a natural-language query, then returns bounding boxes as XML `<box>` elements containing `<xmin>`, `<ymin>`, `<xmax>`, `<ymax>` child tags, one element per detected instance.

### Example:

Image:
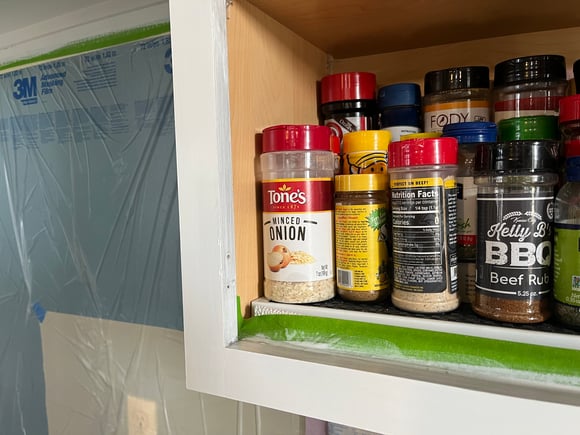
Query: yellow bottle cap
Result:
<box><xmin>335</xmin><ymin>174</ymin><xmax>388</xmax><ymax>192</ymax></box>
<box><xmin>343</xmin><ymin>130</ymin><xmax>391</xmax><ymax>153</ymax></box>
<box><xmin>399</xmin><ymin>131</ymin><xmax>441</xmax><ymax>140</ymax></box>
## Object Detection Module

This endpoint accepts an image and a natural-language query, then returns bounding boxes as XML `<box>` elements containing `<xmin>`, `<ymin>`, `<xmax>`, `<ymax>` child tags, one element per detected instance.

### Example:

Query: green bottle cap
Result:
<box><xmin>497</xmin><ymin>115</ymin><xmax>559</xmax><ymax>141</ymax></box>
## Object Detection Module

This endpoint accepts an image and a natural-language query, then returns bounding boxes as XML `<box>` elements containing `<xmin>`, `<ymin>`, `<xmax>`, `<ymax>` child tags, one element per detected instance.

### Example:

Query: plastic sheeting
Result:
<box><xmin>0</xmin><ymin>31</ymin><xmax>181</xmax><ymax>434</ymax></box>
<box><xmin>0</xmin><ymin>27</ymin><xmax>370</xmax><ymax>435</ymax></box>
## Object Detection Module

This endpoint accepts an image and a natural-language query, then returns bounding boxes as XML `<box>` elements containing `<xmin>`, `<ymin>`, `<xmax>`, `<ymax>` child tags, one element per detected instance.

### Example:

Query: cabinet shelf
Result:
<box><xmin>252</xmin><ymin>298</ymin><xmax>580</xmax><ymax>349</ymax></box>
<box><xmin>239</xmin><ymin>302</ymin><xmax>580</xmax><ymax>407</ymax></box>
<box><xmin>246</xmin><ymin>0</ymin><xmax>580</xmax><ymax>58</ymax></box>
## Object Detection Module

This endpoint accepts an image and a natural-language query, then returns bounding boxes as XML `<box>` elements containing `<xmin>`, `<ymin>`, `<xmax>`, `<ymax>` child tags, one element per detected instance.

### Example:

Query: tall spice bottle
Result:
<box><xmin>442</xmin><ymin>121</ymin><xmax>497</xmax><ymax>304</ymax></box>
<box><xmin>473</xmin><ymin>140</ymin><xmax>559</xmax><ymax>323</ymax></box>
<box><xmin>388</xmin><ymin>137</ymin><xmax>459</xmax><ymax>313</ymax></box>
<box><xmin>260</xmin><ymin>125</ymin><xmax>336</xmax><ymax>303</ymax></box>
<box><xmin>554</xmin><ymin>94</ymin><xmax>580</xmax><ymax>328</ymax></box>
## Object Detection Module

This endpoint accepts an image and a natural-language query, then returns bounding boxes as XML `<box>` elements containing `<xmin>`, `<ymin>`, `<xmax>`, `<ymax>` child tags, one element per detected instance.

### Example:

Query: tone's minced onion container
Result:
<box><xmin>388</xmin><ymin>137</ymin><xmax>460</xmax><ymax>313</ymax></box>
<box><xmin>260</xmin><ymin>125</ymin><xmax>336</xmax><ymax>303</ymax></box>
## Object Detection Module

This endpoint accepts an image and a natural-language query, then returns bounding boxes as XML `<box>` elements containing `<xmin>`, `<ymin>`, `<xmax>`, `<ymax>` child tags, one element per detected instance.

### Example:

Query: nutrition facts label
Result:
<box><xmin>391</xmin><ymin>177</ymin><xmax>457</xmax><ymax>293</ymax></box>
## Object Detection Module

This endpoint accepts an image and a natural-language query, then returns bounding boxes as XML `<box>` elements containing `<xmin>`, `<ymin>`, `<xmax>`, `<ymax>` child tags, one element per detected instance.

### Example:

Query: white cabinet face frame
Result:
<box><xmin>168</xmin><ymin>1</ymin><xmax>580</xmax><ymax>433</ymax></box>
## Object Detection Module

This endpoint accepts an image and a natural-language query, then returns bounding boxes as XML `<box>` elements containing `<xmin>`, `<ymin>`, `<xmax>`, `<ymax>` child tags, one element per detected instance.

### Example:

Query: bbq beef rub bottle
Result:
<box><xmin>473</xmin><ymin>140</ymin><xmax>559</xmax><ymax>323</ymax></box>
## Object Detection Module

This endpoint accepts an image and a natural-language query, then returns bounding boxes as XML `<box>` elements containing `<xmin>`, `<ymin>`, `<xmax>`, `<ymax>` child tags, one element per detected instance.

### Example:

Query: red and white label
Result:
<box><xmin>262</xmin><ymin>178</ymin><xmax>334</xmax><ymax>282</ymax></box>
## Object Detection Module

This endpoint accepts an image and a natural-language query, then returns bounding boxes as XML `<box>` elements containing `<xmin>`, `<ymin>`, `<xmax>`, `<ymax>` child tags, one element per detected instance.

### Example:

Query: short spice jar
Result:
<box><xmin>473</xmin><ymin>140</ymin><xmax>559</xmax><ymax>323</ymax></box>
<box><xmin>320</xmin><ymin>72</ymin><xmax>378</xmax><ymax>148</ymax></box>
<box><xmin>423</xmin><ymin>66</ymin><xmax>490</xmax><ymax>133</ymax></box>
<box><xmin>378</xmin><ymin>83</ymin><xmax>422</xmax><ymax>142</ymax></box>
<box><xmin>260</xmin><ymin>125</ymin><xmax>336</xmax><ymax>303</ymax></box>
<box><xmin>388</xmin><ymin>137</ymin><xmax>459</xmax><ymax>313</ymax></box>
<box><xmin>342</xmin><ymin>130</ymin><xmax>391</xmax><ymax>175</ymax></box>
<box><xmin>335</xmin><ymin>174</ymin><xmax>390</xmax><ymax>302</ymax></box>
<box><xmin>493</xmin><ymin>54</ymin><xmax>568</xmax><ymax>123</ymax></box>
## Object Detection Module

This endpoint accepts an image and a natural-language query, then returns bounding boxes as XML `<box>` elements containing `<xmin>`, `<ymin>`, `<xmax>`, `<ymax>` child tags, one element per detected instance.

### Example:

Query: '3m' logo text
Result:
<box><xmin>13</xmin><ymin>76</ymin><xmax>38</xmax><ymax>105</ymax></box>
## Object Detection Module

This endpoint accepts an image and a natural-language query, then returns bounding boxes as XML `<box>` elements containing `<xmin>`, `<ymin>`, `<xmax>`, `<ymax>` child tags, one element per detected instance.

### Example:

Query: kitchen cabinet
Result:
<box><xmin>169</xmin><ymin>0</ymin><xmax>580</xmax><ymax>433</ymax></box>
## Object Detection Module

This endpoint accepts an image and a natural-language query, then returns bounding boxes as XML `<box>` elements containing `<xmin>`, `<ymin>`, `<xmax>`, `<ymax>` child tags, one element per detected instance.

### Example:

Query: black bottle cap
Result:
<box><xmin>574</xmin><ymin>59</ymin><xmax>580</xmax><ymax>94</ymax></box>
<box><xmin>474</xmin><ymin>140</ymin><xmax>559</xmax><ymax>175</ymax></box>
<box><xmin>424</xmin><ymin>66</ymin><xmax>489</xmax><ymax>95</ymax></box>
<box><xmin>493</xmin><ymin>55</ymin><xmax>567</xmax><ymax>88</ymax></box>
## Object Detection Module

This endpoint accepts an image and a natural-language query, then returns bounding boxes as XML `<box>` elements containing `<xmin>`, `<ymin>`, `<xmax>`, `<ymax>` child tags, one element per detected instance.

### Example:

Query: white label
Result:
<box><xmin>424</xmin><ymin>105</ymin><xmax>489</xmax><ymax>132</ymax></box>
<box><xmin>382</xmin><ymin>125</ymin><xmax>420</xmax><ymax>142</ymax></box>
<box><xmin>457</xmin><ymin>176</ymin><xmax>477</xmax><ymax>247</ymax></box>
<box><xmin>263</xmin><ymin>211</ymin><xmax>334</xmax><ymax>282</ymax></box>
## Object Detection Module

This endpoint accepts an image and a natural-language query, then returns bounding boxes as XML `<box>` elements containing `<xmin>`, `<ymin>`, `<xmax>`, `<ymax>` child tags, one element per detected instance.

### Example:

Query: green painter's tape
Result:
<box><xmin>239</xmin><ymin>314</ymin><xmax>580</xmax><ymax>381</ymax></box>
<box><xmin>0</xmin><ymin>22</ymin><xmax>170</xmax><ymax>72</ymax></box>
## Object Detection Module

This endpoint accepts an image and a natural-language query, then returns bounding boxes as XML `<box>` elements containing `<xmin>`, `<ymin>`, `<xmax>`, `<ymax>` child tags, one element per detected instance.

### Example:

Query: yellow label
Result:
<box><xmin>423</xmin><ymin>100</ymin><xmax>489</xmax><ymax>112</ymax></box>
<box><xmin>335</xmin><ymin>203</ymin><xmax>389</xmax><ymax>291</ymax></box>
<box><xmin>391</xmin><ymin>177</ymin><xmax>443</xmax><ymax>189</ymax></box>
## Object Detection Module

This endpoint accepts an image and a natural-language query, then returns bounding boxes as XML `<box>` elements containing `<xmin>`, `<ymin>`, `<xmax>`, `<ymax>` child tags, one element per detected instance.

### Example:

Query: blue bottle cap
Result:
<box><xmin>442</xmin><ymin>121</ymin><xmax>497</xmax><ymax>144</ymax></box>
<box><xmin>377</xmin><ymin>83</ymin><xmax>421</xmax><ymax>109</ymax></box>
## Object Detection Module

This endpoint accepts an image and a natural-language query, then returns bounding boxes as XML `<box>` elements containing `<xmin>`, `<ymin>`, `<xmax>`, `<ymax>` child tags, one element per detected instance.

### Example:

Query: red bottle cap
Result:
<box><xmin>566</xmin><ymin>139</ymin><xmax>580</xmax><ymax>158</ymax></box>
<box><xmin>559</xmin><ymin>94</ymin><xmax>580</xmax><ymax>124</ymax></box>
<box><xmin>262</xmin><ymin>125</ymin><xmax>334</xmax><ymax>153</ymax></box>
<box><xmin>320</xmin><ymin>72</ymin><xmax>376</xmax><ymax>104</ymax></box>
<box><xmin>389</xmin><ymin>137</ymin><xmax>458</xmax><ymax>168</ymax></box>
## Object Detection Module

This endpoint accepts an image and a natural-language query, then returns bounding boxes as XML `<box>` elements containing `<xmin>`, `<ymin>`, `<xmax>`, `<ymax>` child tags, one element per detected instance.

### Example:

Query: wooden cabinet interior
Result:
<box><xmin>228</xmin><ymin>0</ymin><xmax>580</xmax><ymax>315</ymax></box>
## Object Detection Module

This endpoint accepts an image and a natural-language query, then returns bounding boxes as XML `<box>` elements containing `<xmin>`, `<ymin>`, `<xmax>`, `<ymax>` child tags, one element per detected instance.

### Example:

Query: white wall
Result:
<box><xmin>41</xmin><ymin>312</ymin><xmax>303</xmax><ymax>435</ymax></box>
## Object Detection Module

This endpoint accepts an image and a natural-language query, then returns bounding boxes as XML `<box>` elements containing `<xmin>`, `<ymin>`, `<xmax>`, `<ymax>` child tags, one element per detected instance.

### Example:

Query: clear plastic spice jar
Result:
<box><xmin>493</xmin><ymin>55</ymin><xmax>568</xmax><ymax>123</ymax></box>
<box><xmin>260</xmin><ymin>125</ymin><xmax>336</xmax><ymax>303</ymax></box>
<box><xmin>554</xmin><ymin>141</ymin><xmax>580</xmax><ymax>328</ymax></box>
<box><xmin>442</xmin><ymin>121</ymin><xmax>497</xmax><ymax>304</ymax></box>
<box><xmin>423</xmin><ymin>66</ymin><xmax>490</xmax><ymax>133</ymax></box>
<box><xmin>473</xmin><ymin>140</ymin><xmax>559</xmax><ymax>323</ymax></box>
<box><xmin>388</xmin><ymin>137</ymin><xmax>459</xmax><ymax>313</ymax></box>
<box><xmin>553</xmin><ymin>95</ymin><xmax>580</xmax><ymax>328</ymax></box>
<box><xmin>335</xmin><ymin>174</ymin><xmax>390</xmax><ymax>302</ymax></box>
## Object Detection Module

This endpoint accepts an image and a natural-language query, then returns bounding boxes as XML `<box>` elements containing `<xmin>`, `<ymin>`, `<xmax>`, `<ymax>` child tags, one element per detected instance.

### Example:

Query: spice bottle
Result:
<box><xmin>493</xmin><ymin>55</ymin><xmax>568</xmax><ymax>123</ymax></box>
<box><xmin>342</xmin><ymin>130</ymin><xmax>391</xmax><ymax>175</ymax></box>
<box><xmin>320</xmin><ymin>72</ymin><xmax>377</xmax><ymax>148</ymax></box>
<box><xmin>554</xmin><ymin>94</ymin><xmax>580</xmax><ymax>328</ymax></box>
<box><xmin>260</xmin><ymin>125</ymin><xmax>336</xmax><ymax>303</ymax></box>
<box><xmin>473</xmin><ymin>140</ymin><xmax>559</xmax><ymax>323</ymax></box>
<box><xmin>442</xmin><ymin>121</ymin><xmax>497</xmax><ymax>304</ymax></box>
<box><xmin>554</xmin><ymin>141</ymin><xmax>580</xmax><ymax>328</ymax></box>
<box><xmin>423</xmin><ymin>66</ymin><xmax>490</xmax><ymax>133</ymax></box>
<box><xmin>388</xmin><ymin>137</ymin><xmax>459</xmax><ymax>313</ymax></box>
<box><xmin>378</xmin><ymin>83</ymin><xmax>422</xmax><ymax>142</ymax></box>
<box><xmin>335</xmin><ymin>174</ymin><xmax>390</xmax><ymax>302</ymax></box>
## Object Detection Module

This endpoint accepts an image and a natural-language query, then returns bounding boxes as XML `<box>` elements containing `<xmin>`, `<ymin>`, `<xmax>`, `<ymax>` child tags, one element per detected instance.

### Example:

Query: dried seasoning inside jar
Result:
<box><xmin>335</xmin><ymin>174</ymin><xmax>390</xmax><ymax>302</ymax></box>
<box><xmin>473</xmin><ymin>140</ymin><xmax>559</xmax><ymax>323</ymax></box>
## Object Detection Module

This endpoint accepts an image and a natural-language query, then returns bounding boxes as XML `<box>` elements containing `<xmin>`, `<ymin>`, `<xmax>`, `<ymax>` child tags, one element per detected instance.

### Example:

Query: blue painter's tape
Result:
<box><xmin>32</xmin><ymin>302</ymin><xmax>46</xmax><ymax>323</ymax></box>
